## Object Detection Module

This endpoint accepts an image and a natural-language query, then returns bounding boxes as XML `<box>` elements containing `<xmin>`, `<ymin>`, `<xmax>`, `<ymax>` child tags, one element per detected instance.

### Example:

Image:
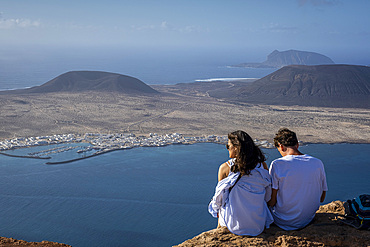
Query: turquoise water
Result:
<box><xmin>0</xmin><ymin>143</ymin><xmax>369</xmax><ymax>246</ymax></box>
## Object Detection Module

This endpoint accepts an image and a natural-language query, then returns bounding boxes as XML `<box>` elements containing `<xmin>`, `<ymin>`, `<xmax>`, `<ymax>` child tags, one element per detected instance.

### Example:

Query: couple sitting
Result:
<box><xmin>208</xmin><ymin>129</ymin><xmax>328</xmax><ymax>236</ymax></box>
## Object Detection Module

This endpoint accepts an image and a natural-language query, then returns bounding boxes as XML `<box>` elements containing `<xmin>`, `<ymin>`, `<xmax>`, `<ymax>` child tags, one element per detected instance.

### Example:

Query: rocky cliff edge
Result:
<box><xmin>174</xmin><ymin>201</ymin><xmax>370</xmax><ymax>247</ymax></box>
<box><xmin>0</xmin><ymin>237</ymin><xmax>70</xmax><ymax>247</ymax></box>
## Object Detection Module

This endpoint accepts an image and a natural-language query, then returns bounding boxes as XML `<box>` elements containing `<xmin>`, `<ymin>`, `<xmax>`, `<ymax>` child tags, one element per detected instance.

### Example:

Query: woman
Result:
<box><xmin>208</xmin><ymin>130</ymin><xmax>273</xmax><ymax>236</ymax></box>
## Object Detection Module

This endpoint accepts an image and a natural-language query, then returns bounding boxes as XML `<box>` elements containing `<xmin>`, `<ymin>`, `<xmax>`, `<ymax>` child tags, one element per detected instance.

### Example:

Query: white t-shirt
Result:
<box><xmin>269</xmin><ymin>154</ymin><xmax>328</xmax><ymax>230</ymax></box>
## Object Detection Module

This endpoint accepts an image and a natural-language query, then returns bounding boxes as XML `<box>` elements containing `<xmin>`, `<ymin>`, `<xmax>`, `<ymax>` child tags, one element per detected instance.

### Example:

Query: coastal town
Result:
<box><xmin>0</xmin><ymin>132</ymin><xmax>275</xmax><ymax>158</ymax></box>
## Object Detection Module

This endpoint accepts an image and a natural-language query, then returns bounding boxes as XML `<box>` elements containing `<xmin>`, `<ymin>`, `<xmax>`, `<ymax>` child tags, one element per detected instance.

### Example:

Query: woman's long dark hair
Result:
<box><xmin>229</xmin><ymin>130</ymin><xmax>266</xmax><ymax>176</ymax></box>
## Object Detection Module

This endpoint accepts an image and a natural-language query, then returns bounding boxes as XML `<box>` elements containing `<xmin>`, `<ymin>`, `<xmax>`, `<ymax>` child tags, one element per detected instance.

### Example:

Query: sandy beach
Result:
<box><xmin>0</xmin><ymin>89</ymin><xmax>369</xmax><ymax>144</ymax></box>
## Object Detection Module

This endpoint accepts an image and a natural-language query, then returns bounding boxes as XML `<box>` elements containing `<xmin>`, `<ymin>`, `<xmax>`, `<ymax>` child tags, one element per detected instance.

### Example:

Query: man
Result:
<box><xmin>268</xmin><ymin>128</ymin><xmax>328</xmax><ymax>230</ymax></box>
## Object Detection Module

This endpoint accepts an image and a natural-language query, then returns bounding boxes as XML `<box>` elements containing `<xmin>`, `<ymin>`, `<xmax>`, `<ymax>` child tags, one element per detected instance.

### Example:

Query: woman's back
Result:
<box><xmin>209</xmin><ymin>130</ymin><xmax>273</xmax><ymax>236</ymax></box>
<box><xmin>219</xmin><ymin>166</ymin><xmax>273</xmax><ymax>236</ymax></box>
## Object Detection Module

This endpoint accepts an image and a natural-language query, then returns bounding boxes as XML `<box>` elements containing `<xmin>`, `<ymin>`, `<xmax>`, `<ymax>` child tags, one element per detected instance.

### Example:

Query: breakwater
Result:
<box><xmin>0</xmin><ymin>152</ymin><xmax>51</xmax><ymax>159</ymax></box>
<box><xmin>45</xmin><ymin>147</ymin><xmax>126</xmax><ymax>165</ymax></box>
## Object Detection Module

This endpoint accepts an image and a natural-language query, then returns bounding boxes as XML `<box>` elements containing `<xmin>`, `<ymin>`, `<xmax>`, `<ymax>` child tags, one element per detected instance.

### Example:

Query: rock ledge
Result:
<box><xmin>174</xmin><ymin>201</ymin><xmax>370</xmax><ymax>247</ymax></box>
<box><xmin>0</xmin><ymin>237</ymin><xmax>71</xmax><ymax>246</ymax></box>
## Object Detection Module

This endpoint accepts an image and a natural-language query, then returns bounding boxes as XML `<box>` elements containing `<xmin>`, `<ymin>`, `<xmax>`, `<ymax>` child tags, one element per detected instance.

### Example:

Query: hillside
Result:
<box><xmin>235</xmin><ymin>49</ymin><xmax>334</xmax><ymax>68</ymax></box>
<box><xmin>209</xmin><ymin>64</ymin><xmax>370</xmax><ymax>108</ymax></box>
<box><xmin>0</xmin><ymin>71</ymin><xmax>159</xmax><ymax>94</ymax></box>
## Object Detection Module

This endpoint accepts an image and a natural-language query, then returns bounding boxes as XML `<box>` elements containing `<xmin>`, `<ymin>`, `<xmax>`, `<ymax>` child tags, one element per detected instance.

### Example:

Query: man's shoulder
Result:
<box><xmin>271</xmin><ymin>155</ymin><xmax>291</xmax><ymax>164</ymax></box>
<box><xmin>271</xmin><ymin>154</ymin><xmax>323</xmax><ymax>166</ymax></box>
<box><xmin>301</xmin><ymin>154</ymin><xmax>324</xmax><ymax>164</ymax></box>
<box><xmin>270</xmin><ymin>157</ymin><xmax>288</xmax><ymax>172</ymax></box>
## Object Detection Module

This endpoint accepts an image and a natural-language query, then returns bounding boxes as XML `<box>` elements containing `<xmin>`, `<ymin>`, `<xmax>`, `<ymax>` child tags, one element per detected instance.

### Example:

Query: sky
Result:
<box><xmin>0</xmin><ymin>0</ymin><xmax>369</xmax><ymax>64</ymax></box>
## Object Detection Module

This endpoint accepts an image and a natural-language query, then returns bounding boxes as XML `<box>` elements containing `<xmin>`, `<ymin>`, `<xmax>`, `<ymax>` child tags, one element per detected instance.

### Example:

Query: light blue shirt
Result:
<box><xmin>209</xmin><ymin>161</ymin><xmax>273</xmax><ymax>236</ymax></box>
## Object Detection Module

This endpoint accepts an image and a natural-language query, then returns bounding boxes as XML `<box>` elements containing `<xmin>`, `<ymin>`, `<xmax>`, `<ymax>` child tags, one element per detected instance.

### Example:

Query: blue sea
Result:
<box><xmin>0</xmin><ymin>47</ymin><xmax>276</xmax><ymax>90</ymax></box>
<box><xmin>0</xmin><ymin>143</ymin><xmax>369</xmax><ymax>246</ymax></box>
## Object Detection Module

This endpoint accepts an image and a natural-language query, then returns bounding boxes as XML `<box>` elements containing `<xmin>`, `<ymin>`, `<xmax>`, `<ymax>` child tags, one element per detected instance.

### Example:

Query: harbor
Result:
<box><xmin>0</xmin><ymin>132</ymin><xmax>275</xmax><ymax>164</ymax></box>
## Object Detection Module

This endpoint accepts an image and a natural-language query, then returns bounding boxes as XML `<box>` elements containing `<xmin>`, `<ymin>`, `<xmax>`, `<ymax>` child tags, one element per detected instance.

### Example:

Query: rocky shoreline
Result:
<box><xmin>174</xmin><ymin>201</ymin><xmax>370</xmax><ymax>247</ymax></box>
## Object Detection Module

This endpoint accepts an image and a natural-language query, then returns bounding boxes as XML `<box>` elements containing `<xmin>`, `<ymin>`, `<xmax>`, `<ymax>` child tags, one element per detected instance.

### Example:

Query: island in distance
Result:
<box><xmin>0</xmin><ymin>71</ymin><xmax>159</xmax><ymax>95</ymax></box>
<box><xmin>233</xmin><ymin>49</ymin><xmax>335</xmax><ymax>68</ymax></box>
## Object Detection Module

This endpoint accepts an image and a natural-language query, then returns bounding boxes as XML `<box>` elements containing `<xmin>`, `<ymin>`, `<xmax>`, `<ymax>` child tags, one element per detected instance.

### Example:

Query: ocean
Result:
<box><xmin>0</xmin><ymin>47</ymin><xmax>276</xmax><ymax>90</ymax></box>
<box><xmin>0</xmin><ymin>143</ymin><xmax>369</xmax><ymax>246</ymax></box>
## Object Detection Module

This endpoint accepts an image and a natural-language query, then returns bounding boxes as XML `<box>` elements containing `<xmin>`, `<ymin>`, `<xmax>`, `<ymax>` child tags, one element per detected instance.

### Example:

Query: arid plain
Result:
<box><xmin>0</xmin><ymin>84</ymin><xmax>369</xmax><ymax>144</ymax></box>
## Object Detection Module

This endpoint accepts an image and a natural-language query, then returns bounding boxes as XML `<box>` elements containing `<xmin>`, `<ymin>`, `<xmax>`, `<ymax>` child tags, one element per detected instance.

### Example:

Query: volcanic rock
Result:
<box><xmin>174</xmin><ymin>201</ymin><xmax>370</xmax><ymax>247</ymax></box>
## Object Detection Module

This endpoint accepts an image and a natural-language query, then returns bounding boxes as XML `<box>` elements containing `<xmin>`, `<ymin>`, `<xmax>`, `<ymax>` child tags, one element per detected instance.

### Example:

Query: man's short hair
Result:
<box><xmin>273</xmin><ymin>128</ymin><xmax>298</xmax><ymax>147</ymax></box>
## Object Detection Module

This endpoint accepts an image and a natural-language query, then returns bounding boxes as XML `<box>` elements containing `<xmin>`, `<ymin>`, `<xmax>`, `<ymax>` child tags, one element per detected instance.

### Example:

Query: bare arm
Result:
<box><xmin>268</xmin><ymin>188</ymin><xmax>278</xmax><ymax>207</ymax></box>
<box><xmin>217</xmin><ymin>162</ymin><xmax>230</xmax><ymax>228</ymax></box>
<box><xmin>262</xmin><ymin>161</ymin><xmax>268</xmax><ymax>170</ymax></box>
<box><xmin>320</xmin><ymin>191</ymin><xmax>326</xmax><ymax>203</ymax></box>
<box><xmin>218</xmin><ymin>162</ymin><xmax>230</xmax><ymax>181</ymax></box>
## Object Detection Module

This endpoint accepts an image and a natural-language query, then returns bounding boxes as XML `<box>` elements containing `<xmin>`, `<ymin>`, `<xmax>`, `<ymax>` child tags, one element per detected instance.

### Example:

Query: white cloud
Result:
<box><xmin>0</xmin><ymin>17</ymin><xmax>40</xmax><ymax>29</ymax></box>
<box><xmin>160</xmin><ymin>21</ymin><xmax>169</xmax><ymax>30</ymax></box>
